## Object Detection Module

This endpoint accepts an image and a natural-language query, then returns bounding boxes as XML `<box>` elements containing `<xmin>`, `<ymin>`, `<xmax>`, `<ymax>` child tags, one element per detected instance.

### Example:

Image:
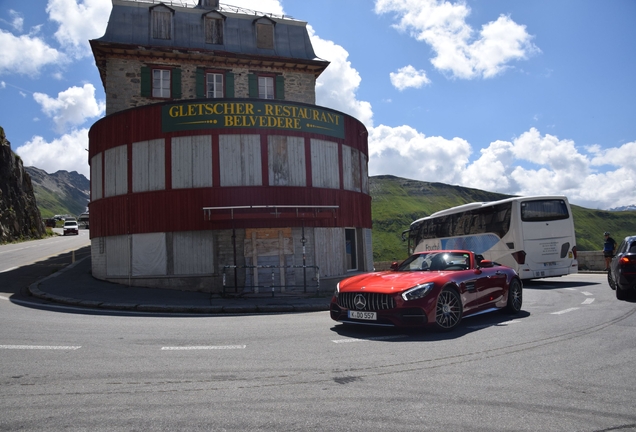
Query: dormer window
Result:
<box><xmin>199</xmin><ymin>0</ymin><xmax>219</xmax><ymax>9</ymax></box>
<box><xmin>204</xmin><ymin>12</ymin><xmax>224</xmax><ymax>45</ymax></box>
<box><xmin>255</xmin><ymin>17</ymin><xmax>275</xmax><ymax>49</ymax></box>
<box><xmin>151</xmin><ymin>5</ymin><xmax>174</xmax><ymax>40</ymax></box>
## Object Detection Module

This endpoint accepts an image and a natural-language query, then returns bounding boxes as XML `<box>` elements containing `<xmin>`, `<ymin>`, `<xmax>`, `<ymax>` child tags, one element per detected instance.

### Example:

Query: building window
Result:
<box><xmin>258</xmin><ymin>76</ymin><xmax>274</xmax><ymax>99</ymax></box>
<box><xmin>256</xmin><ymin>21</ymin><xmax>274</xmax><ymax>49</ymax></box>
<box><xmin>207</xmin><ymin>72</ymin><xmax>224</xmax><ymax>98</ymax></box>
<box><xmin>151</xmin><ymin>7</ymin><xmax>173</xmax><ymax>40</ymax></box>
<box><xmin>205</xmin><ymin>17</ymin><xmax>223</xmax><ymax>44</ymax></box>
<box><xmin>153</xmin><ymin>69</ymin><xmax>171</xmax><ymax>98</ymax></box>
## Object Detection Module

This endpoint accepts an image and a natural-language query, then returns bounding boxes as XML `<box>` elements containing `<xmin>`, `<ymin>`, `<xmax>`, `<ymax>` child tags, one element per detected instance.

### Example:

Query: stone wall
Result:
<box><xmin>103</xmin><ymin>57</ymin><xmax>317</xmax><ymax>115</ymax></box>
<box><xmin>577</xmin><ymin>251</ymin><xmax>605</xmax><ymax>271</ymax></box>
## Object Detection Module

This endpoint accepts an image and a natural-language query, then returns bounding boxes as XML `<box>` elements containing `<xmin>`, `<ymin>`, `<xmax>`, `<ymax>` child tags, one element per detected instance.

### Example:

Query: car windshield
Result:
<box><xmin>398</xmin><ymin>252</ymin><xmax>470</xmax><ymax>271</ymax></box>
<box><xmin>64</xmin><ymin>222</ymin><xmax>76</xmax><ymax>226</ymax></box>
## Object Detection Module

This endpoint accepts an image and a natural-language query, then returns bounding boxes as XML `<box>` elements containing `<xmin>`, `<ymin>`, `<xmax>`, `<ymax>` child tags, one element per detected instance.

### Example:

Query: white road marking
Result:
<box><xmin>0</xmin><ymin>266</ymin><xmax>18</xmax><ymax>273</ymax></box>
<box><xmin>551</xmin><ymin>307</ymin><xmax>579</xmax><ymax>315</ymax></box>
<box><xmin>581</xmin><ymin>291</ymin><xmax>594</xmax><ymax>296</ymax></box>
<box><xmin>582</xmin><ymin>298</ymin><xmax>595</xmax><ymax>305</ymax></box>
<box><xmin>332</xmin><ymin>335</ymin><xmax>407</xmax><ymax>344</ymax></box>
<box><xmin>564</xmin><ymin>288</ymin><xmax>577</xmax><ymax>291</ymax></box>
<box><xmin>0</xmin><ymin>345</ymin><xmax>81</xmax><ymax>350</ymax></box>
<box><xmin>467</xmin><ymin>319</ymin><xmax>522</xmax><ymax>330</ymax></box>
<box><xmin>161</xmin><ymin>345</ymin><xmax>246</xmax><ymax>350</ymax></box>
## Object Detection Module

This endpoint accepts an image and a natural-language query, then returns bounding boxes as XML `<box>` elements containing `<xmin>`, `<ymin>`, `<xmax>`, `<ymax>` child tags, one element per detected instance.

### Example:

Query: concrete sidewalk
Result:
<box><xmin>28</xmin><ymin>256</ymin><xmax>331</xmax><ymax>314</ymax></box>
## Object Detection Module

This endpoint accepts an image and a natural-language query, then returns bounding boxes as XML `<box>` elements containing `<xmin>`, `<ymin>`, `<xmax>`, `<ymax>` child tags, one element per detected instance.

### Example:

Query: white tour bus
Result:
<box><xmin>404</xmin><ymin>196</ymin><xmax>578</xmax><ymax>279</ymax></box>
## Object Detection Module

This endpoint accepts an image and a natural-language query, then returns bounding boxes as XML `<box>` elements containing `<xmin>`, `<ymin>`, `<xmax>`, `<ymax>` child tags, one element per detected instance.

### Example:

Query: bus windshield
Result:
<box><xmin>520</xmin><ymin>199</ymin><xmax>569</xmax><ymax>222</ymax></box>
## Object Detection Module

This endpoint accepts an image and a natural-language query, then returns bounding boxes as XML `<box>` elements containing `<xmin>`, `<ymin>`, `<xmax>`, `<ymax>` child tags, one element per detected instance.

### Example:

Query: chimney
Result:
<box><xmin>198</xmin><ymin>0</ymin><xmax>219</xmax><ymax>10</ymax></box>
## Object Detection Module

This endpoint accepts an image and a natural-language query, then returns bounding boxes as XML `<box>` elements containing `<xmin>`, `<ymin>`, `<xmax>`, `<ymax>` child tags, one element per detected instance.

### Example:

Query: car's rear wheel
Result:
<box><xmin>607</xmin><ymin>270</ymin><xmax>616</xmax><ymax>290</ymax></box>
<box><xmin>435</xmin><ymin>287</ymin><xmax>462</xmax><ymax>331</ymax></box>
<box><xmin>505</xmin><ymin>279</ymin><xmax>522</xmax><ymax>314</ymax></box>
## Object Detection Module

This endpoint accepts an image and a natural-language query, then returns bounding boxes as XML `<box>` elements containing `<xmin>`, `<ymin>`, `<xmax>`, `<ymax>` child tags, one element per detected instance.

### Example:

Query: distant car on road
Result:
<box><xmin>608</xmin><ymin>235</ymin><xmax>636</xmax><ymax>300</ymax></box>
<box><xmin>63</xmin><ymin>220</ymin><xmax>79</xmax><ymax>236</ymax></box>
<box><xmin>330</xmin><ymin>250</ymin><xmax>523</xmax><ymax>332</ymax></box>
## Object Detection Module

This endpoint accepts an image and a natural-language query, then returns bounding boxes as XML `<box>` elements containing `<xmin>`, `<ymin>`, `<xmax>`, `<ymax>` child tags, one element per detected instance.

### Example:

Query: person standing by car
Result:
<box><xmin>603</xmin><ymin>231</ymin><xmax>617</xmax><ymax>271</ymax></box>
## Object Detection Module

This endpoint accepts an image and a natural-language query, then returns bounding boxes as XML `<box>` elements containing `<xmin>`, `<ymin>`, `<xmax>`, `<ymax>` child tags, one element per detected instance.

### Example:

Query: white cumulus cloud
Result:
<box><xmin>390</xmin><ymin>65</ymin><xmax>431</xmax><ymax>90</ymax></box>
<box><xmin>0</xmin><ymin>29</ymin><xmax>66</xmax><ymax>76</ymax></box>
<box><xmin>33</xmin><ymin>83</ymin><xmax>105</xmax><ymax>132</ymax></box>
<box><xmin>46</xmin><ymin>0</ymin><xmax>112</xmax><ymax>58</ymax></box>
<box><xmin>16</xmin><ymin>128</ymin><xmax>90</xmax><ymax>178</ymax></box>
<box><xmin>374</xmin><ymin>0</ymin><xmax>539</xmax><ymax>79</ymax></box>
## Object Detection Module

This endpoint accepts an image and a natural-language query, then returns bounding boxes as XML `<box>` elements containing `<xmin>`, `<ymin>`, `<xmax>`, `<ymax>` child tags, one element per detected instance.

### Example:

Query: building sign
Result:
<box><xmin>162</xmin><ymin>100</ymin><xmax>345</xmax><ymax>139</ymax></box>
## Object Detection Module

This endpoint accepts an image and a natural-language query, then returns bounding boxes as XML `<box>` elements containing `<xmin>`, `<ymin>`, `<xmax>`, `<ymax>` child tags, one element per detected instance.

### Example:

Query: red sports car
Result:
<box><xmin>330</xmin><ymin>250</ymin><xmax>523</xmax><ymax>331</ymax></box>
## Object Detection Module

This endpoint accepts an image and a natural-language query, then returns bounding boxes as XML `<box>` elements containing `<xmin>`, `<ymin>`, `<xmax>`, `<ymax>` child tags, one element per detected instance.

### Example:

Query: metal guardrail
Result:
<box><xmin>222</xmin><ymin>264</ymin><xmax>320</xmax><ymax>297</ymax></box>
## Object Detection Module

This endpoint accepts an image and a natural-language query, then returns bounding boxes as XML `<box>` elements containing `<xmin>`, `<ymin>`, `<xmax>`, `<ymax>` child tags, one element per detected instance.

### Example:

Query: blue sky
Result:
<box><xmin>1</xmin><ymin>0</ymin><xmax>635</xmax><ymax>210</ymax></box>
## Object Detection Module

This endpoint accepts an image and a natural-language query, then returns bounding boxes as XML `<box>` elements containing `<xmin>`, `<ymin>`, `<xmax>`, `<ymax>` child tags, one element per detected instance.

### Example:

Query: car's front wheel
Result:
<box><xmin>435</xmin><ymin>287</ymin><xmax>462</xmax><ymax>332</ymax></box>
<box><xmin>505</xmin><ymin>278</ymin><xmax>523</xmax><ymax>314</ymax></box>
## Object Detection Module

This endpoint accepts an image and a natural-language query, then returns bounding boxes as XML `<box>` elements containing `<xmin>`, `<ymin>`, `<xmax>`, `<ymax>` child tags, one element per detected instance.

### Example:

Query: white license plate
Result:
<box><xmin>348</xmin><ymin>311</ymin><xmax>377</xmax><ymax>320</ymax></box>
<box><xmin>543</xmin><ymin>262</ymin><xmax>557</xmax><ymax>267</ymax></box>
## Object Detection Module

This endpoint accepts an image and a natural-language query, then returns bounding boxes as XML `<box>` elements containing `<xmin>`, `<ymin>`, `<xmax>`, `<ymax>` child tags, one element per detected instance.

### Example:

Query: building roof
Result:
<box><xmin>92</xmin><ymin>0</ymin><xmax>327</xmax><ymax>68</ymax></box>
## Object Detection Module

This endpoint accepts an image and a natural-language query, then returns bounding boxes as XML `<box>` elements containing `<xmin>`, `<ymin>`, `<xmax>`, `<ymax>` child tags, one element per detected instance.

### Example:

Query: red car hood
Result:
<box><xmin>338</xmin><ymin>271</ymin><xmax>441</xmax><ymax>294</ymax></box>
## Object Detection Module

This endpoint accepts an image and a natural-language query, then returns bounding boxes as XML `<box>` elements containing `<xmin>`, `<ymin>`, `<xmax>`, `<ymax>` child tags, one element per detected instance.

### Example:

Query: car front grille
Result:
<box><xmin>337</xmin><ymin>292</ymin><xmax>396</xmax><ymax>311</ymax></box>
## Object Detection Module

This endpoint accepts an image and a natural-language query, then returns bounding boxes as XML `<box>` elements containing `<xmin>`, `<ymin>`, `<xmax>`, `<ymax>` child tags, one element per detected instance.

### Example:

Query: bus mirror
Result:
<box><xmin>479</xmin><ymin>260</ymin><xmax>494</xmax><ymax>268</ymax></box>
<box><xmin>390</xmin><ymin>262</ymin><xmax>400</xmax><ymax>271</ymax></box>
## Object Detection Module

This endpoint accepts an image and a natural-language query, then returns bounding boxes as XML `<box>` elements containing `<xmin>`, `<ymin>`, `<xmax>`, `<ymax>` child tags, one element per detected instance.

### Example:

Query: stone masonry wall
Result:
<box><xmin>103</xmin><ymin>57</ymin><xmax>316</xmax><ymax>115</ymax></box>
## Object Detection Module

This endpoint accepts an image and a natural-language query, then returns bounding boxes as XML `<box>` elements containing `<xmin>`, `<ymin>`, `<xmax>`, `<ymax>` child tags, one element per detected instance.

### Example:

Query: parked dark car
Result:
<box><xmin>608</xmin><ymin>235</ymin><xmax>636</xmax><ymax>300</ymax></box>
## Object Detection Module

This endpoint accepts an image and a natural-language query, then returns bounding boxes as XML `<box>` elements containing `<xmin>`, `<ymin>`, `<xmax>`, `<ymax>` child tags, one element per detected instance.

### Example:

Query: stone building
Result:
<box><xmin>88</xmin><ymin>0</ymin><xmax>372</xmax><ymax>293</ymax></box>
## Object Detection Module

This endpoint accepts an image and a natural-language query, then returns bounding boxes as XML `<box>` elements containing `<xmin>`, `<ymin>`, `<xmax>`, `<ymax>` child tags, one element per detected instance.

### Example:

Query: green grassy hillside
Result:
<box><xmin>369</xmin><ymin>175</ymin><xmax>635</xmax><ymax>262</ymax></box>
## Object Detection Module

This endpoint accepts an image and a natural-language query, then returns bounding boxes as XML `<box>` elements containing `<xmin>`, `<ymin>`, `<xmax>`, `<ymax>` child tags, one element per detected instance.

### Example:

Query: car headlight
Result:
<box><xmin>402</xmin><ymin>283</ymin><xmax>434</xmax><ymax>301</ymax></box>
<box><xmin>334</xmin><ymin>282</ymin><xmax>340</xmax><ymax>298</ymax></box>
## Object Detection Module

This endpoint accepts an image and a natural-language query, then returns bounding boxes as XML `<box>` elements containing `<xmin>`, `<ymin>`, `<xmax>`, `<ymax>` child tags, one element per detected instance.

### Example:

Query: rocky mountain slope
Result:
<box><xmin>25</xmin><ymin>167</ymin><xmax>90</xmax><ymax>219</ymax></box>
<box><xmin>0</xmin><ymin>126</ymin><xmax>46</xmax><ymax>243</ymax></box>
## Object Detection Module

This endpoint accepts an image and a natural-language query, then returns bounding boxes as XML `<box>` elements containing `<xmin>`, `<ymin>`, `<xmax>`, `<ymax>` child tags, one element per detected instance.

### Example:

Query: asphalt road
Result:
<box><xmin>1</xmin><ymin>236</ymin><xmax>635</xmax><ymax>431</ymax></box>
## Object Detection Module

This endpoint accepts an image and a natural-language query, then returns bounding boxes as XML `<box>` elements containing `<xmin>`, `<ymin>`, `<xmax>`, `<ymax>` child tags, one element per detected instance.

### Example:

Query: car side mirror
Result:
<box><xmin>478</xmin><ymin>260</ymin><xmax>494</xmax><ymax>268</ymax></box>
<box><xmin>390</xmin><ymin>262</ymin><xmax>400</xmax><ymax>271</ymax></box>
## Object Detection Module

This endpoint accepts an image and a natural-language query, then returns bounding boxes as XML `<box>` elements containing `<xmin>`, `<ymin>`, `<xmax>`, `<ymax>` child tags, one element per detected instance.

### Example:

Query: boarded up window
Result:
<box><xmin>310</xmin><ymin>139</ymin><xmax>339</xmax><ymax>189</ymax></box>
<box><xmin>91</xmin><ymin>153</ymin><xmax>103</xmax><ymax>200</ymax></box>
<box><xmin>256</xmin><ymin>22</ymin><xmax>274</xmax><ymax>49</ymax></box>
<box><xmin>342</xmin><ymin>145</ymin><xmax>361</xmax><ymax>192</ymax></box>
<box><xmin>219</xmin><ymin>134</ymin><xmax>262</xmax><ymax>186</ymax></box>
<box><xmin>106</xmin><ymin>235</ymin><xmax>130</xmax><ymax>277</ymax></box>
<box><xmin>314</xmin><ymin>227</ymin><xmax>345</xmax><ymax>277</ymax></box>
<box><xmin>268</xmin><ymin>136</ymin><xmax>306</xmax><ymax>186</ymax></box>
<box><xmin>152</xmin><ymin>10</ymin><xmax>172</xmax><ymax>40</ymax></box>
<box><xmin>132</xmin><ymin>233</ymin><xmax>166</xmax><ymax>276</ymax></box>
<box><xmin>171</xmin><ymin>135</ymin><xmax>213</xmax><ymax>189</ymax></box>
<box><xmin>104</xmin><ymin>145</ymin><xmax>128</xmax><ymax>197</ymax></box>
<box><xmin>173</xmin><ymin>231</ymin><xmax>214</xmax><ymax>275</ymax></box>
<box><xmin>361</xmin><ymin>154</ymin><xmax>369</xmax><ymax>194</ymax></box>
<box><xmin>205</xmin><ymin>17</ymin><xmax>223</xmax><ymax>44</ymax></box>
<box><xmin>132</xmin><ymin>139</ymin><xmax>165</xmax><ymax>193</ymax></box>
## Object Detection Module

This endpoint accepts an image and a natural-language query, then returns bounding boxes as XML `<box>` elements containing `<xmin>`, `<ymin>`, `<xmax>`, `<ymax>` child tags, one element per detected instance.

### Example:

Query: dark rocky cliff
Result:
<box><xmin>0</xmin><ymin>126</ymin><xmax>46</xmax><ymax>243</ymax></box>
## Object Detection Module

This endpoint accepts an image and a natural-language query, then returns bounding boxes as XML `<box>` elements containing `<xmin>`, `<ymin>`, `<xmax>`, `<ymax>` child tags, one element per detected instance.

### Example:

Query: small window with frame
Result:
<box><xmin>152</xmin><ymin>68</ymin><xmax>171</xmax><ymax>98</ymax></box>
<box><xmin>258</xmin><ymin>75</ymin><xmax>274</xmax><ymax>99</ymax></box>
<box><xmin>206</xmin><ymin>72</ymin><xmax>224</xmax><ymax>98</ymax></box>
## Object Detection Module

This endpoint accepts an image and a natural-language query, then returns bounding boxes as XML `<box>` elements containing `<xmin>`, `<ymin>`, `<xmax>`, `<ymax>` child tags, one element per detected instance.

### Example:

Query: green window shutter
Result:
<box><xmin>171</xmin><ymin>68</ymin><xmax>182</xmax><ymax>99</ymax></box>
<box><xmin>196</xmin><ymin>68</ymin><xmax>205</xmax><ymax>98</ymax></box>
<box><xmin>275</xmin><ymin>75</ymin><xmax>285</xmax><ymax>100</ymax></box>
<box><xmin>248</xmin><ymin>74</ymin><xmax>258</xmax><ymax>98</ymax></box>
<box><xmin>141</xmin><ymin>66</ymin><xmax>151</xmax><ymax>97</ymax></box>
<box><xmin>225</xmin><ymin>72</ymin><xmax>235</xmax><ymax>98</ymax></box>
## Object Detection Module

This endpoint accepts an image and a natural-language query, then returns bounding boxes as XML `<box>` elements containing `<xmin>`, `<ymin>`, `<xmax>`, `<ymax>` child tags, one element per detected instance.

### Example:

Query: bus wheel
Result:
<box><xmin>607</xmin><ymin>270</ymin><xmax>616</xmax><ymax>290</ymax></box>
<box><xmin>435</xmin><ymin>288</ymin><xmax>462</xmax><ymax>332</ymax></box>
<box><xmin>505</xmin><ymin>279</ymin><xmax>522</xmax><ymax>314</ymax></box>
